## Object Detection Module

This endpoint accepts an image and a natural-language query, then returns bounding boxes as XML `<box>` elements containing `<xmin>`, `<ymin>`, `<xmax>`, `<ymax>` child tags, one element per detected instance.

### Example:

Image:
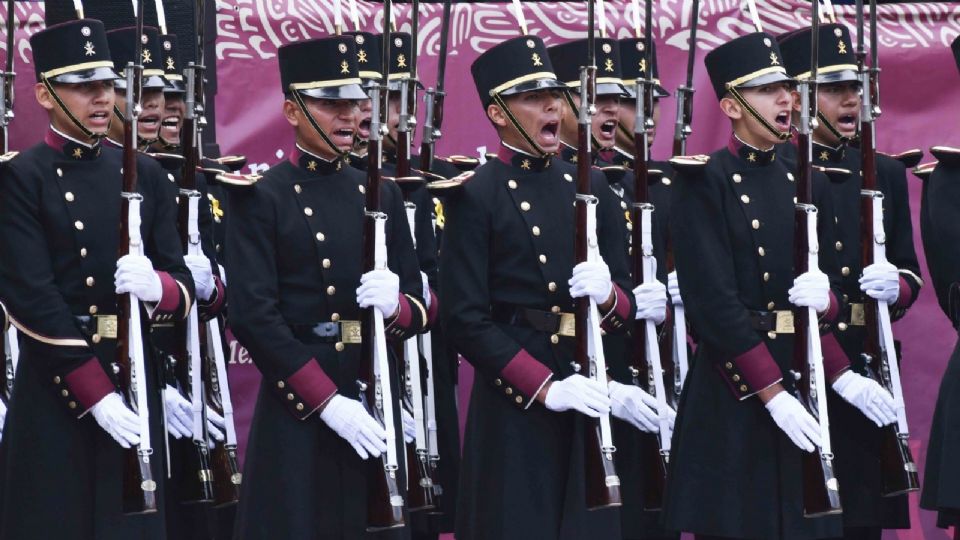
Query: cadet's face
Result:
<box><xmin>729</xmin><ymin>82</ymin><xmax>793</xmax><ymax>147</ymax></box>
<box><xmin>114</xmin><ymin>87</ymin><xmax>166</xmax><ymax>140</ymax></box>
<box><xmin>490</xmin><ymin>89</ymin><xmax>563</xmax><ymax>154</ymax></box>
<box><xmin>593</xmin><ymin>95</ymin><xmax>620</xmax><ymax>148</ymax></box>
<box><xmin>386</xmin><ymin>94</ymin><xmax>400</xmax><ymax>148</ymax></box>
<box><xmin>37</xmin><ymin>80</ymin><xmax>115</xmax><ymax>140</ymax></box>
<box><xmin>356</xmin><ymin>98</ymin><xmax>372</xmax><ymax>141</ymax></box>
<box><xmin>615</xmin><ymin>99</ymin><xmax>661</xmax><ymax>149</ymax></box>
<box><xmin>288</xmin><ymin>96</ymin><xmax>359</xmax><ymax>159</ymax></box>
<box><xmin>816</xmin><ymin>82</ymin><xmax>860</xmax><ymax>144</ymax></box>
<box><xmin>161</xmin><ymin>93</ymin><xmax>185</xmax><ymax>145</ymax></box>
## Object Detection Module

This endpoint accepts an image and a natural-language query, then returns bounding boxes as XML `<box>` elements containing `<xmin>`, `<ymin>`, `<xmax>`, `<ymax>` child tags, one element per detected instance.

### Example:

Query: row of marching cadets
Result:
<box><xmin>0</xmin><ymin>2</ymin><xmax>954</xmax><ymax>540</ymax></box>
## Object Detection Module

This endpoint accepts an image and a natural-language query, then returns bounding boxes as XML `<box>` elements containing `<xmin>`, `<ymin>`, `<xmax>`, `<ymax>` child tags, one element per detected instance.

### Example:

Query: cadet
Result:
<box><xmin>441</xmin><ymin>34</ymin><xmax>643</xmax><ymax>539</ymax></box>
<box><xmin>227</xmin><ymin>35</ymin><xmax>426</xmax><ymax>538</ymax></box>
<box><xmin>103</xmin><ymin>26</ymin><xmax>168</xmax><ymax>151</ymax></box>
<box><xmin>0</xmin><ymin>19</ymin><xmax>193</xmax><ymax>539</ymax></box>
<box><xmin>919</xmin><ymin>34</ymin><xmax>960</xmax><ymax>539</ymax></box>
<box><xmin>663</xmin><ymin>32</ymin><xmax>894</xmax><ymax>539</ymax></box>
<box><xmin>778</xmin><ymin>24</ymin><xmax>919</xmax><ymax>540</ymax></box>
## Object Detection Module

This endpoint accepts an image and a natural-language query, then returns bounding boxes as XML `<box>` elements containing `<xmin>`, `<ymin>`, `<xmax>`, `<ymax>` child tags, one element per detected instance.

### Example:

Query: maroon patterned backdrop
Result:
<box><xmin>7</xmin><ymin>1</ymin><xmax>960</xmax><ymax>537</ymax></box>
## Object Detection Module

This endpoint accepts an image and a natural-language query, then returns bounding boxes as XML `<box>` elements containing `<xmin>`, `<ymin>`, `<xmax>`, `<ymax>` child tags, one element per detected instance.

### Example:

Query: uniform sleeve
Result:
<box><xmin>142</xmin><ymin>159</ymin><xmax>195</xmax><ymax>324</ymax></box>
<box><xmin>0</xmin><ymin>161</ymin><xmax>113</xmax><ymax>417</ymax></box>
<box><xmin>880</xmin><ymin>158</ymin><xmax>922</xmax><ymax>319</ymax></box>
<box><xmin>670</xmin><ymin>166</ymin><xmax>782</xmax><ymax>400</ymax></box>
<box><xmin>226</xmin><ymin>184</ymin><xmax>336</xmax><ymax>420</ymax></box>
<box><xmin>440</xmin><ymin>183</ymin><xmax>552</xmax><ymax>409</ymax></box>
<box><xmin>383</xmin><ymin>180</ymin><xmax>428</xmax><ymax>340</ymax></box>
<box><xmin>924</xmin><ymin>163</ymin><xmax>960</xmax><ymax>326</ymax></box>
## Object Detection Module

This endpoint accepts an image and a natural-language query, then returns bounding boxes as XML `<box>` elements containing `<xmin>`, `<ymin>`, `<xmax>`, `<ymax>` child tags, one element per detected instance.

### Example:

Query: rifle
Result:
<box><xmin>575</xmin><ymin>0</ymin><xmax>621</xmax><ymax>511</ymax></box>
<box><xmin>629</xmin><ymin>0</ymin><xmax>670</xmax><ymax>511</ymax></box>
<box><xmin>0</xmin><ymin>0</ymin><xmax>16</xmax><ymax>404</ymax></box>
<box><xmin>395</xmin><ymin>0</ymin><xmax>419</xmax><ymax>178</ymax></box>
<box><xmin>361</xmin><ymin>0</ymin><xmax>405</xmax><ymax>529</ymax></box>
<box><xmin>855</xmin><ymin>0</ymin><xmax>919</xmax><ymax>496</ymax></box>
<box><xmin>671</xmin><ymin>0</ymin><xmax>697</xmax><ymax>157</ymax></box>
<box><xmin>419</xmin><ymin>0</ymin><xmax>451</xmax><ymax>174</ymax></box>
<box><xmin>117</xmin><ymin>0</ymin><xmax>158</xmax><ymax>515</ymax></box>
<box><xmin>793</xmin><ymin>1</ymin><xmax>841</xmax><ymax>516</ymax></box>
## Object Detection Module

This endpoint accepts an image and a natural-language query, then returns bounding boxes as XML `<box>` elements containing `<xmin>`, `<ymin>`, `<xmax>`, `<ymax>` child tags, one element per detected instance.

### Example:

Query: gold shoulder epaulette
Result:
<box><xmin>813</xmin><ymin>166</ymin><xmax>852</xmax><ymax>182</ymax></box>
<box><xmin>929</xmin><ymin>146</ymin><xmax>960</xmax><ymax>166</ymax></box>
<box><xmin>145</xmin><ymin>151</ymin><xmax>185</xmax><ymax>171</ymax></box>
<box><xmin>669</xmin><ymin>155</ymin><xmax>710</xmax><ymax>174</ymax></box>
<box><xmin>427</xmin><ymin>170</ymin><xmax>474</xmax><ymax>195</ymax></box>
<box><xmin>0</xmin><ymin>150</ymin><xmax>18</xmax><ymax>164</ymax></box>
<box><xmin>440</xmin><ymin>154</ymin><xmax>481</xmax><ymax>172</ymax></box>
<box><xmin>216</xmin><ymin>155</ymin><xmax>248</xmax><ymax>172</ymax></box>
<box><xmin>213</xmin><ymin>172</ymin><xmax>261</xmax><ymax>188</ymax></box>
<box><xmin>879</xmin><ymin>148</ymin><xmax>924</xmax><ymax>169</ymax></box>
<box><xmin>912</xmin><ymin>162</ymin><xmax>937</xmax><ymax>181</ymax></box>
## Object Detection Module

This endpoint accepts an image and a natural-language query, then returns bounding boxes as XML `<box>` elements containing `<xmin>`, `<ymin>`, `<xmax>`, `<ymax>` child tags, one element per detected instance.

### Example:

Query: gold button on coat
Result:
<box><xmin>75</xmin><ymin>221</ymin><xmax>84</xmax><ymax>230</ymax></box>
<box><xmin>316</xmin><ymin>232</ymin><xmax>325</xmax><ymax>241</ymax></box>
<box><xmin>326</xmin><ymin>286</ymin><xmax>336</xmax><ymax>295</ymax></box>
<box><xmin>548</xmin><ymin>282</ymin><xmax>557</xmax><ymax>292</ymax></box>
<box><xmin>304</xmin><ymin>207</ymin><xmax>313</xmax><ymax>216</ymax></box>
<box><xmin>520</xmin><ymin>201</ymin><xmax>531</xmax><ymax>211</ymax></box>
<box><xmin>322</xmin><ymin>258</ymin><xmax>331</xmax><ymax>268</ymax></box>
<box><xmin>741</xmin><ymin>194</ymin><xmax>750</xmax><ymax>204</ymax></box>
<box><xmin>532</xmin><ymin>226</ymin><xmax>541</xmax><ymax>236</ymax></box>
<box><xmin>85</xmin><ymin>276</ymin><xmax>95</xmax><ymax>287</ymax></box>
<box><xmin>65</xmin><ymin>192</ymin><xmax>75</xmax><ymax>202</ymax></box>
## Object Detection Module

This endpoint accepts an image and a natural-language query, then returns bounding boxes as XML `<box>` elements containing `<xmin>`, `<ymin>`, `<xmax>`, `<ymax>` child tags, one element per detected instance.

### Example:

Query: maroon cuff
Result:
<box><xmin>717</xmin><ymin>343</ymin><xmax>783</xmax><ymax>400</ymax></box>
<box><xmin>201</xmin><ymin>275</ymin><xmax>226</xmax><ymax>317</ymax></box>
<box><xmin>500</xmin><ymin>349</ymin><xmax>553</xmax><ymax>406</ymax></box>
<box><xmin>285</xmin><ymin>358</ymin><xmax>338</xmax><ymax>420</ymax></box>
<box><xmin>895</xmin><ymin>275</ymin><xmax>914</xmax><ymax>309</ymax></box>
<box><xmin>820</xmin><ymin>290</ymin><xmax>840</xmax><ymax>324</ymax></box>
<box><xmin>426</xmin><ymin>288</ymin><xmax>440</xmax><ymax>328</ymax></box>
<box><xmin>63</xmin><ymin>358</ymin><xmax>115</xmax><ymax>414</ymax></box>
<box><xmin>600</xmin><ymin>284</ymin><xmax>630</xmax><ymax>333</ymax></box>
<box><xmin>385</xmin><ymin>294</ymin><xmax>424</xmax><ymax>340</ymax></box>
<box><xmin>821</xmin><ymin>333</ymin><xmax>851</xmax><ymax>381</ymax></box>
<box><xmin>154</xmin><ymin>271</ymin><xmax>182</xmax><ymax>314</ymax></box>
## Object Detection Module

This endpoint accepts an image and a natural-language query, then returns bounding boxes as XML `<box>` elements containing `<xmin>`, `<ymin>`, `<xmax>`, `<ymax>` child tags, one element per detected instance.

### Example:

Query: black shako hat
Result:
<box><xmin>387</xmin><ymin>32</ymin><xmax>423</xmax><ymax>91</ymax></box>
<box><xmin>159</xmin><ymin>33</ymin><xmax>185</xmax><ymax>93</ymax></box>
<box><xmin>31</xmin><ymin>19</ymin><xmax>118</xmax><ymax>84</ymax></box>
<box><xmin>344</xmin><ymin>31</ymin><xmax>382</xmax><ymax>89</ymax></box>
<box><xmin>705</xmin><ymin>31</ymin><xmax>793</xmax><ymax>100</ymax></box>
<box><xmin>108</xmin><ymin>26</ymin><xmax>167</xmax><ymax>90</ymax></box>
<box><xmin>471</xmin><ymin>35</ymin><xmax>565</xmax><ymax>107</ymax></box>
<box><xmin>278</xmin><ymin>36</ymin><xmax>367</xmax><ymax>100</ymax></box>
<box><xmin>777</xmin><ymin>23</ymin><xmax>859</xmax><ymax>83</ymax></box>
<box><xmin>950</xmin><ymin>35</ymin><xmax>960</xmax><ymax>76</ymax></box>
<box><xmin>619</xmin><ymin>37</ymin><xmax>669</xmax><ymax>98</ymax></box>
<box><xmin>548</xmin><ymin>38</ymin><xmax>629</xmax><ymax>97</ymax></box>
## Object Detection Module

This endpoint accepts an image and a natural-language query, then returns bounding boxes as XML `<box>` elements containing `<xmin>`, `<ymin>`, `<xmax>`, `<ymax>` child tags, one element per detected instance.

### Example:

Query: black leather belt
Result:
<box><xmin>290</xmin><ymin>321</ymin><xmax>362</xmax><ymax>344</ymax></box>
<box><xmin>74</xmin><ymin>315</ymin><xmax>119</xmax><ymax>342</ymax></box>
<box><xmin>492</xmin><ymin>304</ymin><xmax>576</xmax><ymax>337</ymax></box>
<box><xmin>748</xmin><ymin>309</ymin><xmax>795</xmax><ymax>334</ymax></box>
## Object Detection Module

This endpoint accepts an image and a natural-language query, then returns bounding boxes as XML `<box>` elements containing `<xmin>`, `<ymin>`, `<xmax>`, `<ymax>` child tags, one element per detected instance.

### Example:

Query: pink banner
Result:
<box><xmin>7</xmin><ymin>2</ymin><xmax>960</xmax><ymax>537</ymax></box>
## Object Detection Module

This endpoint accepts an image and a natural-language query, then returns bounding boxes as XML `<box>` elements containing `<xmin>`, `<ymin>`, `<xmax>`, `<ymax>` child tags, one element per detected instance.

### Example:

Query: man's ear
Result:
<box><xmin>486</xmin><ymin>102</ymin><xmax>508</xmax><ymax>128</ymax></box>
<box><xmin>282</xmin><ymin>99</ymin><xmax>299</xmax><ymax>128</ymax></box>
<box><xmin>35</xmin><ymin>83</ymin><xmax>55</xmax><ymax>112</ymax></box>
<box><xmin>719</xmin><ymin>95</ymin><xmax>742</xmax><ymax>120</ymax></box>
<box><xmin>790</xmin><ymin>90</ymin><xmax>802</xmax><ymax>112</ymax></box>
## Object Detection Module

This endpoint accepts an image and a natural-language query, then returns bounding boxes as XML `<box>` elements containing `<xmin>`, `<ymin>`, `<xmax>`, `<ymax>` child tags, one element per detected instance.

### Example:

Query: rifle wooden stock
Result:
<box><xmin>204</xmin><ymin>319</ymin><xmax>241</xmax><ymax>507</ymax></box>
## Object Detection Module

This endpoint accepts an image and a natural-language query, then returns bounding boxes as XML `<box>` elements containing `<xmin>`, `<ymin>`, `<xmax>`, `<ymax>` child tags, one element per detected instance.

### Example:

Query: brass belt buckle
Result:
<box><xmin>558</xmin><ymin>313</ymin><xmax>576</xmax><ymax>338</ymax></box>
<box><xmin>849</xmin><ymin>303</ymin><xmax>866</xmax><ymax>326</ymax></box>
<box><xmin>340</xmin><ymin>321</ymin><xmax>362</xmax><ymax>344</ymax></box>
<box><xmin>97</xmin><ymin>315</ymin><xmax>119</xmax><ymax>339</ymax></box>
<box><xmin>775</xmin><ymin>310</ymin><xmax>795</xmax><ymax>334</ymax></box>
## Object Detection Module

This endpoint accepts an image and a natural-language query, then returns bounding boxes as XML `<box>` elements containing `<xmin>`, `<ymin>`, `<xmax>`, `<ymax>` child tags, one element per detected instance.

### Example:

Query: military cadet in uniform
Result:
<box><xmin>156</xmin><ymin>32</ymin><xmax>186</xmax><ymax>153</ymax></box>
<box><xmin>0</xmin><ymin>19</ymin><xmax>194</xmax><ymax>539</ymax></box>
<box><xmin>778</xmin><ymin>24</ymin><xmax>919</xmax><ymax>540</ymax></box>
<box><xmin>104</xmin><ymin>26</ymin><xmax>167</xmax><ymax>151</ymax></box>
<box><xmin>662</xmin><ymin>32</ymin><xmax>896</xmax><ymax>540</ymax></box>
<box><xmin>442</xmin><ymin>34</ymin><xmax>646</xmax><ymax>539</ymax></box>
<box><xmin>919</xmin><ymin>35</ymin><xmax>960</xmax><ymax>540</ymax></box>
<box><xmin>227</xmin><ymin>35</ymin><xmax>427</xmax><ymax>539</ymax></box>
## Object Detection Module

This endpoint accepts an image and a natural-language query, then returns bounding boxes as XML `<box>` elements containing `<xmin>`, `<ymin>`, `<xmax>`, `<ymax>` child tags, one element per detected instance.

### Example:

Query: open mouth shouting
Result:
<box><xmin>88</xmin><ymin>109</ymin><xmax>111</xmax><ymax>131</ymax></box>
<box><xmin>835</xmin><ymin>112</ymin><xmax>858</xmax><ymax>135</ymax></box>
<box><xmin>161</xmin><ymin>116</ymin><xmax>181</xmax><ymax>138</ymax></box>
<box><xmin>357</xmin><ymin>117</ymin><xmax>371</xmax><ymax>140</ymax></box>
<box><xmin>537</xmin><ymin>119</ymin><xmax>560</xmax><ymax>150</ymax></box>
<box><xmin>597</xmin><ymin>119</ymin><xmax>617</xmax><ymax>146</ymax></box>
<box><xmin>139</xmin><ymin>113</ymin><xmax>161</xmax><ymax>138</ymax></box>
<box><xmin>330</xmin><ymin>126</ymin><xmax>356</xmax><ymax>148</ymax></box>
<box><xmin>773</xmin><ymin>110</ymin><xmax>791</xmax><ymax>133</ymax></box>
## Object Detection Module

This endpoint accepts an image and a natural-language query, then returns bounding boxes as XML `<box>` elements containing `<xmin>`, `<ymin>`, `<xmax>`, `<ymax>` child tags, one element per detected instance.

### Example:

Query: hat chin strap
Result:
<box><xmin>729</xmin><ymin>86</ymin><xmax>791</xmax><ymax>143</ymax></box>
<box><xmin>817</xmin><ymin>111</ymin><xmax>850</xmax><ymax>145</ymax></box>
<box><xmin>42</xmin><ymin>78</ymin><xmax>109</xmax><ymax>142</ymax></box>
<box><xmin>562</xmin><ymin>91</ymin><xmax>604</xmax><ymax>150</ymax></box>
<box><xmin>291</xmin><ymin>91</ymin><xmax>347</xmax><ymax>159</ymax></box>
<box><xmin>491</xmin><ymin>93</ymin><xmax>552</xmax><ymax>159</ymax></box>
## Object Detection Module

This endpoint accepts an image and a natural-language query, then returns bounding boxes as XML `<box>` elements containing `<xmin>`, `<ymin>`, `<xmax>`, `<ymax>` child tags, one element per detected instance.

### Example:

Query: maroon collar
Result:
<box><xmin>289</xmin><ymin>145</ymin><xmax>345</xmax><ymax>176</ymax></box>
<box><xmin>726</xmin><ymin>133</ymin><xmax>776</xmax><ymax>167</ymax></box>
<box><xmin>44</xmin><ymin>127</ymin><xmax>102</xmax><ymax>161</ymax></box>
<box><xmin>496</xmin><ymin>143</ymin><xmax>552</xmax><ymax>173</ymax></box>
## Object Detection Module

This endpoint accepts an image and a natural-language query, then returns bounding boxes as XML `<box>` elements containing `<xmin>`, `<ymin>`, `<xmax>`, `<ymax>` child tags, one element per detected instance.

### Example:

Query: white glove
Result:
<box><xmin>788</xmin><ymin>270</ymin><xmax>830</xmax><ymax>313</ymax></box>
<box><xmin>218</xmin><ymin>264</ymin><xmax>227</xmax><ymax>287</ymax></box>
<box><xmin>608</xmin><ymin>380</ymin><xmax>662</xmax><ymax>433</ymax></box>
<box><xmin>0</xmin><ymin>398</ymin><xmax>6</xmax><ymax>443</ymax></box>
<box><xmin>667</xmin><ymin>271</ymin><xmax>683</xmax><ymax>307</ymax></box>
<box><xmin>831</xmin><ymin>371</ymin><xmax>897</xmax><ymax>427</ymax></box>
<box><xmin>90</xmin><ymin>393</ymin><xmax>142</xmax><ymax>449</ymax></box>
<box><xmin>115</xmin><ymin>254</ymin><xmax>163</xmax><ymax>303</ymax></box>
<box><xmin>319</xmin><ymin>395</ymin><xmax>387</xmax><ymax>459</ymax></box>
<box><xmin>356</xmin><ymin>269</ymin><xmax>401</xmax><ymax>319</ymax></box>
<box><xmin>420</xmin><ymin>271</ymin><xmax>432</xmax><ymax>310</ymax></box>
<box><xmin>859</xmin><ymin>261</ymin><xmax>900</xmax><ymax>305</ymax></box>
<box><xmin>543</xmin><ymin>374</ymin><xmax>611</xmax><ymax>418</ymax></box>
<box><xmin>764</xmin><ymin>391</ymin><xmax>821</xmax><ymax>452</ymax></box>
<box><xmin>163</xmin><ymin>386</ymin><xmax>193</xmax><ymax>439</ymax></box>
<box><xmin>569</xmin><ymin>260</ymin><xmax>613</xmax><ymax>305</ymax></box>
<box><xmin>205</xmin><ymin>406</ymin><xmax>226</xmax><ymax>442</ymax></box>
<box><xmin>184</xmin><ymin>254</ymin><xmax>215</xmax><ymax>301</ymax></box>
<box><xmin>633</xmin><ymin>281</ymin><xmax>667</xmax><ymax>324</ymax></box>
<box><xmin>401</xmin><ymin>407</ymin><xmax>416</xmax><ymax>443</ymax></box>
